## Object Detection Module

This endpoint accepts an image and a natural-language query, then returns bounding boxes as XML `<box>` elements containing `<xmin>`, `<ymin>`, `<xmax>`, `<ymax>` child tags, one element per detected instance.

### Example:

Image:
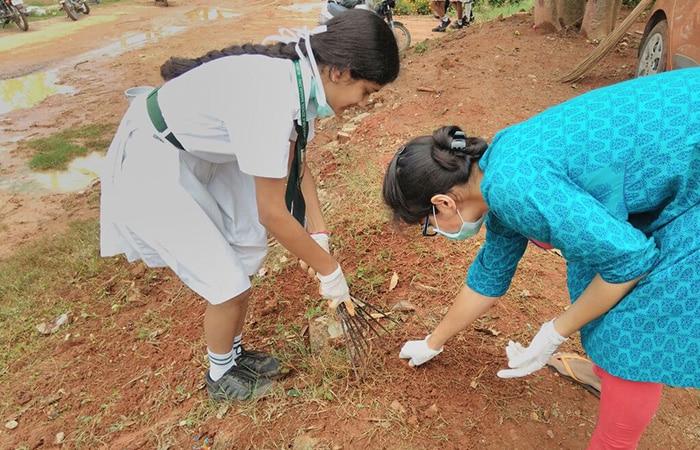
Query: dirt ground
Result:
<box><xmin>1</xmin><ymin>0</ymin><xmax>699</xmax><ymax>449</ymax></box>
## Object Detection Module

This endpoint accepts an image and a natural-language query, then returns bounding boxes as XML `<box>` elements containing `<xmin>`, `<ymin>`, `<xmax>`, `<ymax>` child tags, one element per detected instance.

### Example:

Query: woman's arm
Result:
<box><xmin>497</xmin><ymin>273</ymin><xmax>644</xmax><ymax>378</ymax></box>
<box><xmin>554</xmin><ymin>273</ymin><xmax>643</xmax><ymax>336</ymax></box>
<box><xmin>427</xmin><ymin>285</ymin><xmax>499</xmax><ymax>350</ymax></box>
<box><xmin>400</xmin><ymin>284</ymin><xmax>499</xmax><ymax>366</ymax></box>
<box><xmin>253</xmin><ymin>175</ymin><xmax>337</xmax><ymax>277</ymax></box>
<box><xmin>299</xmin><ymin>160</ymin><xmax>327</xmax><ymax>234</ymax></box>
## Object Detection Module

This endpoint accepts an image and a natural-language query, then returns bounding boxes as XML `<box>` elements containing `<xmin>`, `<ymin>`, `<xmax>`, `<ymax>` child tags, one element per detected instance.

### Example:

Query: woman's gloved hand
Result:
<box><xmin>300</xmin><ymin>231</ymin><xmax>330</xmax><ymax>277</ymax></box>
<box><xmin>399</xmin><ymin>335</ymin><xmax>443</xmax><ymax>367</ymax></box>
<box><xmin>497</xmin><ymin>319</ymin><xmax>567</xmax><ymax>378</ymax></box>
<box><xmin>316</xmin><ymin>264</ymin><xmax>350</xmax><ymax>310</ymax></box>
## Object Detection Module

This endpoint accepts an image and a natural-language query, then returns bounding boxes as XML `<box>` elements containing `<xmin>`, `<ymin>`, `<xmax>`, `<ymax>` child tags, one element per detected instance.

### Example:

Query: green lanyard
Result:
<box><xmin>286</xmin><ymin>59</ymin><xmax>308</xmax><ymax>225</ymax></box>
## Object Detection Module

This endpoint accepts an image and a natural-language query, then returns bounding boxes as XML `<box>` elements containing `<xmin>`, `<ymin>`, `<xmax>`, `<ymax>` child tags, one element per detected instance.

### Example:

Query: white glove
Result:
<box><xmin>399</xmin><ymin>335</ymin><xmax>443</xmax><ymax>367</ymax></box>
<box><xmin>316</xmin><ymin>264</ymin><xmax>350</xmax><ymax>309</ymax></box>
<box><xmin>300</xmin><ymin>232</ymin><xmax>330</xmax><ymax>277</ymax></box>
<box><xmin>497</xmin><ymin>319</ymin><xmax>567</xmax><ymax>379</ymax></box>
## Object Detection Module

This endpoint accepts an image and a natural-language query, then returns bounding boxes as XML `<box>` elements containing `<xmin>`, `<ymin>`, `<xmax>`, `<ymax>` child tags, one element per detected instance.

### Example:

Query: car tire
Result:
<box><xmin>636</xmin><ymin>20</ymin><xmax>668</xmax><ymax>77</ymax></box>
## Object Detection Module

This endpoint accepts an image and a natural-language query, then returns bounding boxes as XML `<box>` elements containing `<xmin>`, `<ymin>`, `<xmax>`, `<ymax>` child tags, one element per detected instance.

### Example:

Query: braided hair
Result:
<box><xmin>160</xmin><ymin>9</ymin><xmax>400</xmax><ymax>85</ymax></box>
<box><xmin>382</xmin><ymin>125</ymin><xmax>488</xmax><ymax>225</ymax></box>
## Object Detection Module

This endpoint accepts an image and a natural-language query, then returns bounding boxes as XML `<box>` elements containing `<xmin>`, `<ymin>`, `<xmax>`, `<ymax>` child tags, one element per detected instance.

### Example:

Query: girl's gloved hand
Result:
<box><xmin>300</xmin><ymin>231</ymin><xmax>330</xmax><ymax>277</ymax></box>
<box><xmin>316</xmin><ymin>264</ymin><xmax>350</xmax><ymax>310</ymax></box>
<box><xmin>497</xmin><ymin>319</ymin><xmax>567</xmax><ymax>378</ymax></box>
<box><xmin>399</xmin><ymin>335</ymin><xmax>443</xmax><ymax>367</ymax></box>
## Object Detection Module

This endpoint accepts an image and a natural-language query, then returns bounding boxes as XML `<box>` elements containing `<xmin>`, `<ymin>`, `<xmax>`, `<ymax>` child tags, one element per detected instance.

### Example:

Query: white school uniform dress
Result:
<box><xmin>100</xmin><ymin>55</ymin><xmax>317</xmax><ymax>304</ymax></box>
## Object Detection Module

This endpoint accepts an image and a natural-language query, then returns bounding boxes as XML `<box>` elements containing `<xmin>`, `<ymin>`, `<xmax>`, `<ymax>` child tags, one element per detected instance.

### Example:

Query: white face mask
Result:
<box><xmin>310</xmin><ymin>77</ymin><xmax>335</xmax><ymax>118</ymax></box>
<box><xmin>298</xmin><ymin>26</ymin><xmax>334</xmax><ymax>118</ymax></box>
<box><xmin>433</xmin><ymin>207</ymin><xmax>486</xmax><ymax>241</ymax></box>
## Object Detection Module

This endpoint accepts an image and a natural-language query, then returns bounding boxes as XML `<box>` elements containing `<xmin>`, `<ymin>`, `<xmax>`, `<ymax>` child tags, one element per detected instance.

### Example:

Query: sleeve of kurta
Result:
<box><xmin>491</xmin><ymin>167</ymin><xmax>660</xmax><ymax>285</ymax></box>
<box><xmin>467</xmin><ymin>213</ymin><xmax>529</xmax><ymax>297</ymax></box>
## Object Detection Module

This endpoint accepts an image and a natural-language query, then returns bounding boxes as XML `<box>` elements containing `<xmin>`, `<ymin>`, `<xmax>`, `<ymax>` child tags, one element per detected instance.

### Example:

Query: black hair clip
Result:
<box><xmin>396</xmin><ymin>145</ymin><xmax>407</xmax><ymax>156</ymax></box>
<box><xmin>451</xmin><ymin>131</ymin><xmax>467</xmax><ymax>150</ymax></box>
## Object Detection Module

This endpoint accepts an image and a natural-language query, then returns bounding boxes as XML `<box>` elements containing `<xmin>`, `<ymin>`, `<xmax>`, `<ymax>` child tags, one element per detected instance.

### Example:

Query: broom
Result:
<box><xmin>558</xmin><ymin>0</ymin><xmax>654</xmax><ymax>83</ymax></box>
<box><xmin>335</xmin><ymin>296</ymin><xmax>395</xmax><ymax>379</ymax></box>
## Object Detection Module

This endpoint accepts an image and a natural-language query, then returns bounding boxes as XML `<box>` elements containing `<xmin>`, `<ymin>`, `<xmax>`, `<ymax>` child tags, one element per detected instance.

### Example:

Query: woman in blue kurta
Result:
<box><xmin>382</xmin><ymin>68</ymin><xmax>700</xmax><ymax>449</ymax></box>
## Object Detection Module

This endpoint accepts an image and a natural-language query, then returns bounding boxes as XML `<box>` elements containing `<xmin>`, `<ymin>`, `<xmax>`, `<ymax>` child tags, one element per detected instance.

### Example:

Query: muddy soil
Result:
<box><xmin>0</xmin><ymin>1</ymin><xmax>698</xmax><ymax>449</ymax></box>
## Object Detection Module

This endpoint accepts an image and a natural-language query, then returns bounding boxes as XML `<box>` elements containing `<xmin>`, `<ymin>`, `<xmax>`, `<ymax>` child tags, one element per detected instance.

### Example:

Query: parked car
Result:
<box><xmin>636</xmin><ymin>0</ymin><xmax>700</xmax><ymax>76</ymax></box>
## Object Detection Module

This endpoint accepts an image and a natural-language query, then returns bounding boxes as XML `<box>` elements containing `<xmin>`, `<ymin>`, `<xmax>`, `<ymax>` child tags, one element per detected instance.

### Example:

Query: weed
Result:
<box><xmin>413</xmin><ymin>41</ymin><xmax>430</xmax><ymax>54</ymax></box>
<box><xmin>25</xmin><ymin>124</ymin><xmax>115</xmax><ymax>171</ymax></box>
<box><xmin>303</xmin><ymin>297</ymin><xmax>326</xmax><ymax>320</ymax></box>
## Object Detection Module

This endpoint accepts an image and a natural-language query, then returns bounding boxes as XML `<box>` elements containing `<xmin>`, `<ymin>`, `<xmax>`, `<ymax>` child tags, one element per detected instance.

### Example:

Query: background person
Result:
<box><xmin>450</xmin><ymin>0</ymin><xmax>474</xmax><ymax>29</ymax></box>
<box><xmin>100</xmin><ymin>9</ymin><xmax>400</xmax><ymax>401</ymax></box>
<box><xmin>430</xmin><ymin>0</ymin><xmax>451</xmax><ymax>31</ymax></box>
<box><xmin>382</xmin><ymin>68</ymin><xmax>700</xmax><ymax>448</ymax></box>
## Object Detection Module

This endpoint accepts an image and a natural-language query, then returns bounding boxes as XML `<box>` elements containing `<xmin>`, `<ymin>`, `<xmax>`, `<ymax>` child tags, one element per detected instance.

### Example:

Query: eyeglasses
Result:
<box><xmin>422</xmin><ymin>209</ymin><xmax>437</xmax><ymax>237</ymax></box>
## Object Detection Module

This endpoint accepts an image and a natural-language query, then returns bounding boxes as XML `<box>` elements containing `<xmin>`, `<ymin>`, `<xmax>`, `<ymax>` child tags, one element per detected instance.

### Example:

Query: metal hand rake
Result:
<box><xmin>335</xmin><ymin>296</ymin><xmax>396</xmax><ymax>379</ymax></box>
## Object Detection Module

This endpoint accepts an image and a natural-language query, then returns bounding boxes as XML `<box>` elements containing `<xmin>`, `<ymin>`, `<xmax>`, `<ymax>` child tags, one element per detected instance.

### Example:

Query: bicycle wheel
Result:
<box><xmin>392</xmin><ymin>22</ymin><xmax>411</xmax><ymax>52</ymax></box>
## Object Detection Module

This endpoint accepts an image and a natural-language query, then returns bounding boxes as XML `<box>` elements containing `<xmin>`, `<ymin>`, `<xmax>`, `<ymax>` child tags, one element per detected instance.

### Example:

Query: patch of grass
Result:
<box><xmin>0</xmin><ymin>219</ymin><xmax>128</xmax><ymax>370</ymax></box>
<box><xmin>395</xmin><ymin>0</ymin><xmax>534</xmax><ymax>18</ymax></box>
<box><xmin>25</xmin><ymin>123</ymin><xmax>115</xmax><ymax>171</ymax></box>
<box><xmin>476</xmin><ymin>0</ymin><xmax>534</xmax><ymax>21</ymax></box>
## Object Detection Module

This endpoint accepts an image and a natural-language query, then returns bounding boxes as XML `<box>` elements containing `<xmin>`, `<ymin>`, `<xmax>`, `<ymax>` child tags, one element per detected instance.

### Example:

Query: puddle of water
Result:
<box><xmin>186</xmin><ymin>7</ymin><xmax>240</xmax><ymax>21</ymax></box>
<box><xmin>0</xmin><ymin>26</ymin><xmax>187</xmax><ymax>116</ymax></box>
<box><xmin>84</xmin><ymin>25</ymin><xmax>187</xmax><ymax>59</ymax></box>
<box><xmin>32</xmin><ymin>151</ymin><xmax>104</xmax><ymax>193</ymax></box>
<box><xmin>0</xmin><ymin>70</ymin><xmax>76</xmax><ymax>115</ymax></box>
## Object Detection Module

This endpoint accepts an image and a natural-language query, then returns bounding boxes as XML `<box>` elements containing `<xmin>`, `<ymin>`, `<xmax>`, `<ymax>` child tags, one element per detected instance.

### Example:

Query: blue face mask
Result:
<box><xmin>310</xmin><ymin>77</ymin><xmax>335</xmax><ymax>118</ymax></box>
<box><xmin>433</xmin><ymin>208</ymin><xmax>486</xmax><ymax>241</ymax></box>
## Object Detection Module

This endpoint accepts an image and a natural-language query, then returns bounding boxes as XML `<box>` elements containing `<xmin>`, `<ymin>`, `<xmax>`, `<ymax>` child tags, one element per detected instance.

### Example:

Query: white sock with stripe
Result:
<box><xmin>232</xmin><ymin>334</ymin><xmax>243</xmax><ymax>360</ymax></box>
<box><xmin>208</xmin><ymin>347</ymin><xmax>235</xmax><ymax>382</ymax></box>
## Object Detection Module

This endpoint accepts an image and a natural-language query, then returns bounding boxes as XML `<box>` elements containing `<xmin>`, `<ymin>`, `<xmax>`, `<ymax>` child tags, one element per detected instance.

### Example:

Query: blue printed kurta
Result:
<box><xmin>467</xmin><ymin>68</ymin><xmax>700</xmax><ymax>387</ymax></box>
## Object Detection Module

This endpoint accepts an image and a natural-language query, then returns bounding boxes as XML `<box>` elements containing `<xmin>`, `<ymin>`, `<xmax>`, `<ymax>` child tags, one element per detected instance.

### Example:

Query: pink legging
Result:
<box><xmin>587</xmin><ymin>365</ymin><xmax>663</xmax><ymax>450</ymax></box>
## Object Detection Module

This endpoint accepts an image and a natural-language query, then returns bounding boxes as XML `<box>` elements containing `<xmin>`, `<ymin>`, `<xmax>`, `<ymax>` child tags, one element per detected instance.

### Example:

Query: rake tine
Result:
<box><xmin>338</xmin><ymin>304</ymin><xmax>370</xmax><ymax>374</ymax></box>
<box><xmin>351</xmin><ymin>296</ymin><xmax>399</xmax><ymax>326</ymax></box>
<box><xmin>350</xmin><ymin>305</ymin><xmax>385</xmax><ymax>341</ymax></box>
<box><xmin>337</xmin><ymin>304</ymin><xmax>361</xmax><ymax>378</ymax></box>
<box><xmin>346</xmin><ymin>307</ymin><xmax>371</xmax><ymax>361</ymax></box>
<box><xmin>351</xmin><ymin>299</ymin><xmax>393</xmax><ymax>335</ymax></box>
<box><xmin>343</xmin><ymin>314</ymin><xmax>375</xmax><ymax>356</ymax></box>
<box><xmin>339</xmin><ymin>305</ymin><xmax>372</xmax><ymax>359</ymax></box>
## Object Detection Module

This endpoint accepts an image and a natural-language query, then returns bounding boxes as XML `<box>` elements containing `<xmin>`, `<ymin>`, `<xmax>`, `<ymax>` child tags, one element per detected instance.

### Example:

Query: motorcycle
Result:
<box><xmin>0</xmin><ymin>0</ymin><xmax>28</xmax><ymax>32</ymax></box>
<box><xmin>319</xmin><ymin>0</ymin><xmax>411</xmax><ymax>52</ymax></box>
<box><xmin>59</xmin><ymin>0</ymin><xmax>89</xmax><ymax>21</ymax></box>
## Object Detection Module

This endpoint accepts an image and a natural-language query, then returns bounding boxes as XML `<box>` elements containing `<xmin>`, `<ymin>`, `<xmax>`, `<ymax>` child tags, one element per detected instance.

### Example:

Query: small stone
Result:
<box><xmin>391</xmin><ymin>300</ymin><xmax>415</xmax><ymax>311</ymax></box>
<box><xmin>390</xmin><ymin>400</ymin><xmax>405</xmax><ymax>413</ymax></box>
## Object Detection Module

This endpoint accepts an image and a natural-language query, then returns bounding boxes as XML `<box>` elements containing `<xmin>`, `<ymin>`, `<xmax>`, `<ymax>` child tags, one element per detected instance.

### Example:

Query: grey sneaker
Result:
<box><xmin>206</xmin><ymin>365</ymin><xmax>274</xmax><ymax>401</ymax></box>
<box><xmin>236</xmin><ymin>348</ymin><xmax>289</xmax><ymax>380</ymax></box>
<box><xmin>432</xmin><ymin>18</ymin><xmax>451</xmax><ymax>32</ymax></box>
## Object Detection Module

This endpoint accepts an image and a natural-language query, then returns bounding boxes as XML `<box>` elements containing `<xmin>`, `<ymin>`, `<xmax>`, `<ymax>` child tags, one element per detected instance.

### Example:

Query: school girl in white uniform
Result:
<box><xmin>100</xmin><ymin>9</ymin><xmax>400</xmax><ymax>401</ymax></box>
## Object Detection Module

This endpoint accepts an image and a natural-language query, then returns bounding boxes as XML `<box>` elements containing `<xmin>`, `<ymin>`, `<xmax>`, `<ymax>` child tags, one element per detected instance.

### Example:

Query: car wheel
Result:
<box><xmin>636</xmin><ymin>20</ymin><xmax>668</xmax><ymax>77</ymax></box>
